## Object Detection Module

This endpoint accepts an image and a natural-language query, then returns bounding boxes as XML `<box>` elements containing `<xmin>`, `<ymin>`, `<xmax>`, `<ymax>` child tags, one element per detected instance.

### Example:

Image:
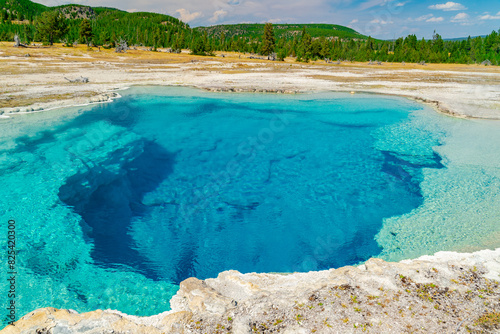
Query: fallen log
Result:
<box><xmin>64</xmin><ymin>76</ymin><xmax>89</xmax><ymax>83</ymax></box>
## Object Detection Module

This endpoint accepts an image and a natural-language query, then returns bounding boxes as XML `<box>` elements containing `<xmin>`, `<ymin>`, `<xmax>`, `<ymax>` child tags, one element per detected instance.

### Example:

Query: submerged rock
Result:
<box><xmin>3</xmin><ymin>248</ymin><xmax>499</xmax><ymax>333</ymax></box>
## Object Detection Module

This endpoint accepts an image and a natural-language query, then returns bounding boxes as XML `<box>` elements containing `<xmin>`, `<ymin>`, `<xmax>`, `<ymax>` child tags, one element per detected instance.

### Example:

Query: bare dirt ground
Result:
<box><xmin>1</xmin><ymin>42</ymin><xmax>500</xmax><ymax>119</ymax></box>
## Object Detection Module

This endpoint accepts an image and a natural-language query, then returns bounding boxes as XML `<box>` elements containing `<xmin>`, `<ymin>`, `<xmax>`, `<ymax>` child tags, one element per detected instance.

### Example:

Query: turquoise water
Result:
<box><xmin>1</xmin><ymin>87</ymin><xmax>500</xmax><ymax>325</ymax></box>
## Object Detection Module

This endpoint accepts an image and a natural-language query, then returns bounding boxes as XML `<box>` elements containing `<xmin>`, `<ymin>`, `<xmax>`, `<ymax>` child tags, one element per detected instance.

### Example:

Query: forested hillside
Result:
<box><xmin>0</xmin><ymin>0</ymin><xmax>193</xmax><ymax>48</ymax></box>
<box><xmin>0</xmin><ymin>0</ymin><xmax>46</xmax><ymax>21</ymax></box>
<box><xmin>0</xmin><ymin>0</ymin><xmax>498</xmax><ymax>65</ymax></box>
<box><xmin>196</xmin><ymin>23</ymin><xmax>367</xmax><ymax>40</ymax></box>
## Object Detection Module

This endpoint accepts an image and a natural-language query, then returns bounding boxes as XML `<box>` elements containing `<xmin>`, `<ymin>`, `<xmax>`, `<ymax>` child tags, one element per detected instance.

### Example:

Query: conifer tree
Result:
<box><xmin>36</xmin><ymin>11</ymin><xmax>68</xmax><ymax>45</ymax></box>
<box><xmin>297</xmin><ymin>28</ymin><xmax>312</xmax><ymax>62</ymax></box>
<box><xmin>79</xmin><ymin>19</ymin><xmax>93</xmax><ymax>46</ymax></box>
<box><xmin>220</xmin><ymin>31</ymin><xmax>226</xmax><ymax>50</ymax></box>
<box><xmin>261</xmin><ymin>22</ymin><xmax>275</xmax><ymax>57</ymax></box>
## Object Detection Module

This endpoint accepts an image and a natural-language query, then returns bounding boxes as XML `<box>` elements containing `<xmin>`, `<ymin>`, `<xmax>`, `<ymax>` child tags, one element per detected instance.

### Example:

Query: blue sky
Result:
<box><xmin>37</xmin><ymin>0</ymin><xmax>500</xmax><ymax>39</ymax></box>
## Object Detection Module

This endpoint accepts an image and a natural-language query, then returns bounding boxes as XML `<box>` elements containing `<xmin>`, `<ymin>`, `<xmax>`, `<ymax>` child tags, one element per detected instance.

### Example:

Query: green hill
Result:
<box><xmin>0</xmin><ymin>0</ymin><xmax>191</xmax><ymax>48</ymax></box>
<box><xmin>443</xmin><ymin>35</ymin><xmax>487</xmax><ymax>42</ymax></box>
<box><xmin>196</xmin><ymin>23</ymin><xmax>368</xmax><ymax>41</ymax></box>
<box><xmin>0</xmin><ymin>0</ymin><xmax>47</xmax><ymax>21</ymax></box>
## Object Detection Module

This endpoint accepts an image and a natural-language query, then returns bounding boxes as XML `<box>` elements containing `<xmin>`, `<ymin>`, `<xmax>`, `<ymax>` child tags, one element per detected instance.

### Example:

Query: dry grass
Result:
<box><xmin>221</xmin><ymin>70</ymin><xmax>251</xmax><ymax>74</ymax></box>
<box><xmin>1</xmin><ymin>42</ymin><xmax>499</xmax><ymax>111</ymax></box>
<box><xmin>0</xmin><ymin>92</ymin><xmax>96</xmax><ymax>108</ymax></box>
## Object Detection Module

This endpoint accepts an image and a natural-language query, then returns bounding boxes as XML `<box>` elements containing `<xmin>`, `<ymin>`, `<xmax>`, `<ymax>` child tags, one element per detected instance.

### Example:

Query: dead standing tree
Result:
<box><xmin>14</xmin><ymin>34</ymin><xmax>20</xmax><ymax>47</ymax></box>
<box><xmin>13</xmin><ymin>34</ymin><xmax>26</xmax><ymax>48</ymax></box>
<box><xmin>115</xmin><ymin>39</ymin><xmax>129</xmax><ymax>53</ymax></box>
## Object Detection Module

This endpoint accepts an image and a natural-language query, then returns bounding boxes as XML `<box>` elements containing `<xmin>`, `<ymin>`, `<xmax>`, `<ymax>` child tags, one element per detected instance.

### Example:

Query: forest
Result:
<box><xmin>0</xmin><ymin>2</ymin><xmax>192</xmax><ymax>50</ymax></box>
<box><xmin>0</xmin><ymin>0</ymin><xmax>499</xmax><ymax>64</ymax></box>
<box><xmin>259</xmin><ymin>25</ymin><xmax>500</xmax><ymax>64</ymax></box>
<box><xmin>195</xmin><ymin>23</ymin><xmax>368</xmax><ymax>41</ymax></box>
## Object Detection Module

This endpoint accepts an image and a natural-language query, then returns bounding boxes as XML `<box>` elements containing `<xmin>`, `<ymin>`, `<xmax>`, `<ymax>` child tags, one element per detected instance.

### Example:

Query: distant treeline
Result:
<box><xmin>0</xmin><ymin>0</ymin><xmax>499</xmax><ymax>65</ymax></box>
<box><xmin>263</xmin><ymin>26</ymin><xmax>500</xmax><ymax>64</ymax></box>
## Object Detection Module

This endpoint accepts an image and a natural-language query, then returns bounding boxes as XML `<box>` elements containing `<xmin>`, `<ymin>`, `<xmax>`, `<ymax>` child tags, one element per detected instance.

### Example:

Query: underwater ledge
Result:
<box><xmin>3</xmin><ymin>248</ymin><xmax>499</xmax><ymax>334</ymax></box>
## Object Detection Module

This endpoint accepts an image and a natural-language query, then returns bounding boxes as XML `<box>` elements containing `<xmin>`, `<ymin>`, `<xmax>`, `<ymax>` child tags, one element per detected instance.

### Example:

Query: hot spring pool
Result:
<box><xmin>1</xmin><ymin>87</ymin><xmax>499</xmax><ymax>323</ymax></box>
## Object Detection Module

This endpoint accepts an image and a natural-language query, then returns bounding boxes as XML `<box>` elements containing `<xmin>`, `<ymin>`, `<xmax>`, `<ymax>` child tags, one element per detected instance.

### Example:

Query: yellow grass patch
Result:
<box><xmin>0</xmin><ymin>92</ymin><xmax>97</xmax><ymax>109</ymax></box>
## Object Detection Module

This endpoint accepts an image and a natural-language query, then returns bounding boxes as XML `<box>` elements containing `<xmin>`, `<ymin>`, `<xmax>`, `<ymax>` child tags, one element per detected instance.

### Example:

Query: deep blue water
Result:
<box><xmin>0</xmin><ymin>87</ymin><xmax>456</xmax><ymax>323</ymax></box>
<box><xmin>57</xmin><ymin>88</ymin><xmax>443</xmax><ymax>283</ymax></box>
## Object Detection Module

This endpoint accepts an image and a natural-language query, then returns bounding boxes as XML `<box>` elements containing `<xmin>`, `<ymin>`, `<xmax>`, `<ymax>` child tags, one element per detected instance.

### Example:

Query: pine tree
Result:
<box><xmin>79</xmin><ymin>19</ymin><xmax>93</xmax><ymax>46</ymax></box>
<box><xmin>299</xmin><ymin>30</ymin><xmax>312</xmax><ymax>62</ymax></box>
<box><xmin>261</xmin><ymin>22</ymin><xmax>275</xmax><ymax>57</ymax></box>
<box><xmin>301</xmin><ymin>26</ymin><xmax>307</xmax><ymax>40</ymax></box>
<box><xmin>220</xmin><ymin>31</ymin><xmax>226</xmax><ymax>51</ymax></box>
<box><xmin>277</xmin><ymin>47</ymin><xmax>288</xmax><ymax>61</ymax></box>
<box><xmin>36</xmin><ymin>11</ymin><xmax>69</xmax><ymax>45</ymax></box>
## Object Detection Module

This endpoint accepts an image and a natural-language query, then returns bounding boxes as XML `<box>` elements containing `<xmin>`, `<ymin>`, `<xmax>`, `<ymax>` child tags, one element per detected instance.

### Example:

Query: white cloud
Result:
<box><xmin>428</xmin><ymin>2</ymin><xmax>467</xmax><ymax>11</ymax></box>
<box><xmin>414</xmin><ymin>14</ymin><xmax>434</xmax><ymax>22</ymax></box>
<box><xmin>169</xmin><ymin>0</ymin><xmax>346</xmax><ymax>26</ymax></box>
<box><xmin>451</xmin><ymin>12</ymin><xmax>468</xmax><ymax>22</ymax></box>
<box><xmin>209</xmin><ymin>9</ymin><xmax>228</xmax><ymax>23</ymax></box>
<box><xmin>358</xmin><ymin>0</ymin><xmax>390</xmax><ymax>11</ymax></box>
<box><xmin>357</xmin><ymin>0</ymin><xmax>408</xmax><ymax>14</ymax></box>
<box><xmin>348</xmin><ymin>19</ymin><xmax>358</xmax><ymax>28</ymax></box>
<box><xmin>370</xmin><ymin>18</ymin><xmax>393</xmax><ymax>24</ymax></box>
<box><xmin>479</xmin><ymin>12</ymin><xmax>500</xmax><ymax>20</ymax></box>
<box><xmin>426</xmin><ymin>16</ymin><xmax>444</xmax><ymax>22</ymax></box>
<box><xmin>175</xmin><ymin>8</ymin><xmax>203</xmax><ymax>22</ymax></box>
<box><xmin>394</xmin><ymin>1</ymin><xmax>408</xmax><ymax>7</ymax></box>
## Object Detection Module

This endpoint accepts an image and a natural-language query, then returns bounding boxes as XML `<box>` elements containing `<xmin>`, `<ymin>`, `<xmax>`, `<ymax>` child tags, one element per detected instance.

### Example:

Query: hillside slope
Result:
<box><xmin>0</xmin><ymin>0</ymin><xmax>46</xmax><ymax>21</ymax></box>
<box><xmin>196</xmin><ymin>23</ymin><xmax>368</xmax><ymax>41</ymax></box>
<box><xmin>0</xmin><ymin>0</ymin><xmax>191</xmax><ymax>47</ymax></box>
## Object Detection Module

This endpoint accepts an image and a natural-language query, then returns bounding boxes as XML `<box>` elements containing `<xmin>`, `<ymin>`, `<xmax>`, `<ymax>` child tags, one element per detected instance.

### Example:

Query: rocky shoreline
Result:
<box><xmin>0</xmin><ymin>92</ymin><xmax>121</xmax><ymax>117</ymax></box>
<box><xmin>3</xmin><ymin>248</ymin><xmax>499</xmax><ymax>333</ymax></box>
<box><xmin>0</xmin><ymin>87</ymin><xmax>489</xmax><ymax>122</ymax></box>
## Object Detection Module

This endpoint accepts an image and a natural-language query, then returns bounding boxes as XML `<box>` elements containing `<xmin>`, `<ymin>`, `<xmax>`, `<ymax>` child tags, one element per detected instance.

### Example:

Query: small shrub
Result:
<box><xmin>474</xmin><ymin>312</ymin><xmax>500</xmax><ymax>330</ymax></box>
